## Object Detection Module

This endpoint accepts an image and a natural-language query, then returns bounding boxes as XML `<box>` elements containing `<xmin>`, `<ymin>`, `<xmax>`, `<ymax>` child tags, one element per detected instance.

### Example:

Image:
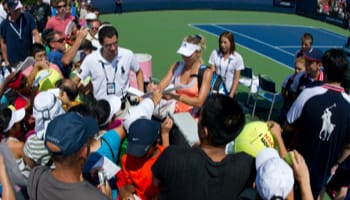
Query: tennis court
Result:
<box><xmin>192</xmin><ymin>23</ymin><xmax>347</xmax><ymax>69</ymax></box>
<box><xmin>100</xmin><ymin>10</ymin><xmax>350</xmax><ymax>120</ymax></box>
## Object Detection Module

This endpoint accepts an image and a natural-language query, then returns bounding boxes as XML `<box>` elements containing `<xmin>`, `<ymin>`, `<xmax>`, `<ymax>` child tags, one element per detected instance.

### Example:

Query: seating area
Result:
<box><xmin>239</xmin><ymin>68</ymin><xmax>282</xmax><ymax>121</ymax></box>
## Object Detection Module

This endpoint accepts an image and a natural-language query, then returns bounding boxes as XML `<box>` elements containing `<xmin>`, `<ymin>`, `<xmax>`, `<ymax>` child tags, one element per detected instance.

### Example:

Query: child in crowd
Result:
<box><xmin>295</xmin><ymin>33</ymin><xmax>313</xmax><ymax>58</ymax></box>
<box><xmin>119</xmin><ymin>118</ymin><xmax>173</xmax><ymax>200</ymax></box>
<box><xmin>279</xmin><ymin>56</ymin><xmax>306</xmax><ymax>123</ymax></box>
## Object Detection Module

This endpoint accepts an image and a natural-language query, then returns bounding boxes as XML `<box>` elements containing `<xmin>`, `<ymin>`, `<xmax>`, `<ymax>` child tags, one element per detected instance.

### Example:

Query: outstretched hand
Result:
<box><xmin>267</xmin><ymin>121</ymin><xmax>283</xmax><ymax>140</ymax></box>
<box><xmin>290</xmin><ymin>150</ymin><xmax>310</xmax><ymax>185</ymax></box>
<box><xmin>98</xmin><ymin>180</ymin><xmax>112</xmax><ymax>199</ymax></box>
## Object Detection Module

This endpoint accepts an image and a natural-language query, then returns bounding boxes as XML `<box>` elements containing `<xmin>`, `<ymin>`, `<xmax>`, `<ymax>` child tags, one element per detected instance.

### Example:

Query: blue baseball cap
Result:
<box><xmin>45</xmin><ymin>112</ymin><xmax>98</xmax><ymax>156</ymax></box>
<box><xmin>126</xmin><ymin>119</ymin><xmax>160</xmax><ymax>157</ymax></box>
<box><xmin>304</xmin><ymin>48</ymin><xmax>323</xmax><ymax>62</ymax></box>
<box><xmin>8</xmin><ymin>0</ymin><xmax>23</xmax><ymax>11</ymax></box>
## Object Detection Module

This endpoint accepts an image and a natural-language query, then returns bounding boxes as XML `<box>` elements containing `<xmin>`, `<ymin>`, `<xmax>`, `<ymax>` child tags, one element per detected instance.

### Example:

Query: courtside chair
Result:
<box><xmin>239</xmin><ymin>66</ymin><xmax>254</xmax><ymax>105</ymax></box>
<box><xmin>251</xmin><ymin>74</ymin><xmax>282</xmax><ymax>120</ymax></box>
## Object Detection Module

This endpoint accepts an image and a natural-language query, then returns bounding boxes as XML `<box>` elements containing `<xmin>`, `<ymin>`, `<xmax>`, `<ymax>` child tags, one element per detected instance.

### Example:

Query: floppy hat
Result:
<box><xmin>255</xmin><ymin>148</ymin><xmax>294</xmax><ymax>200</ymax></box>
<box><xmin>45</xmin><ymin>112</ymin><xmax>98</xmax><ymax>156</ymax></box>
<box><xmin>3</xmin><ymin>108</ymin><xmax>25</xmax><ymax>132</ymax></box>
<box><xmin>176</xmin><ymin>41</ymin><xmax>201</xmax><ymax>57</ymax></box>
<box><xmin>33</xmin><ymin>91</ymin><xmax>65</xmax><ymax>138</ymax></box>
<box><xmin>123</xmin><ymin>98</ymin><xmax>155</xmax><ymax>132</ymax></box>
<box><xmin>126</xmin><ymin>118</ymin><xmax>160</xmax><ymax>157</ymax></box>
<box><xmin>304</xmin><ymin>48</ymin><xmax>323</xmax><ymax>62</ymax></box>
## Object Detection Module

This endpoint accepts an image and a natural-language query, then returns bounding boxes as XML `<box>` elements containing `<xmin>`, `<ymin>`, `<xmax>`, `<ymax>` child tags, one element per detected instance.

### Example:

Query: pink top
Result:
<box><xmin>45</xmin><ymin>14</ymin><xmax>75</xmax><ymax>37</ymax></box>
<box><xmin>173</xmin><ymin>63</ymin><xmax>199</xmax><ymax>115</ymax></box>
<box><xmin>22</xmin><ymin>63</ymin><xmax>63</xmax><ymax>78</ymax></box>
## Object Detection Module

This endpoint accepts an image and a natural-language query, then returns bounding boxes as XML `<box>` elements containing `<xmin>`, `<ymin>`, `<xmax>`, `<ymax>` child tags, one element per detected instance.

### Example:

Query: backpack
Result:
<box><xmin>196</xmin><ymin>65</ymin><xmax>228</xmax><ymax>95</ymax></box>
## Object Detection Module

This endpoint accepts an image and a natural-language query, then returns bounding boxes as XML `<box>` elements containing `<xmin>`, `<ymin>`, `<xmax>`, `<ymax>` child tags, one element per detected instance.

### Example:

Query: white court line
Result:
<box><xmin>212</xmin><ymin>24</ymin><xmax>295</xmax><ymax>57</ymax></box>
<box><xmin>317</xmin><ymin>28</ymin><xmax>348</xmax><ymax>40</ymax></box>
<box><xmin>190</xmin><ymin>23</ymin><xmax>314</xmax><ymax>28</ymax></box>
<box><xmin>278</xmin><ymin>45</ymin><xmax>343</xmax><ymax>48</ymax></box>
<box><xmin>189</xmin><ymin>24</ymin><xmax>293</xmax><ymax>71</ymax></box>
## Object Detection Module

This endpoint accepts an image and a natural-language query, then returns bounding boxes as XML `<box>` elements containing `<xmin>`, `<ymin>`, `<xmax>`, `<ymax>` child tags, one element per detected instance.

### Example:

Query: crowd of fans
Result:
<box><xmin>0</xmin><ymin>0</ymin><xmax>349</xmax><ymax>200</ymax></box>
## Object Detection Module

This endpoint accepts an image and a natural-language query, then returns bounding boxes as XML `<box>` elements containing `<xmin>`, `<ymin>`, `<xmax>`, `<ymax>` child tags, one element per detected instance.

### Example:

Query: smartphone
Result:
<box><xmin>98</xmin><ymin>171</ymin><xmax>105</xmax><ymax>185</ymax></box>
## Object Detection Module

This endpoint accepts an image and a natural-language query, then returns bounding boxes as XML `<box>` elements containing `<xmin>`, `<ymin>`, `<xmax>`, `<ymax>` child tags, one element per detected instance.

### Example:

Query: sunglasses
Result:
<box><xmin>56</xmin><ymin>4</ymin><xmax>66</xmax><ymax>9</ymax></box>
<box><xmin>91</xmin><ymin>27</ymin><xmax>99</xmax><ymax>30</ymax></box>
<box><xmin>54</xmin><ymin>38</ymin><xmax>65</xmax><ymax>43</ymax></box>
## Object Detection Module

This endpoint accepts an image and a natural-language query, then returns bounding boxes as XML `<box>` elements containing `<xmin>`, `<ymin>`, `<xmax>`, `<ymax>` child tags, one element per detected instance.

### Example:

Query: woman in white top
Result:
<box><xmin>208</xmin><ymin>31</ymin><xmax>245</xmax><ymax>98</ymax></box>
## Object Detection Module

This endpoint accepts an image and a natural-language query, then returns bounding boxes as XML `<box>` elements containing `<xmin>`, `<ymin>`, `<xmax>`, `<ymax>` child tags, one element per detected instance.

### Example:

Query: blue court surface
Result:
<box><xmin>192</xmin><ymin>24</ymin><xmax>348</xmax><ymax>69</ymax></box>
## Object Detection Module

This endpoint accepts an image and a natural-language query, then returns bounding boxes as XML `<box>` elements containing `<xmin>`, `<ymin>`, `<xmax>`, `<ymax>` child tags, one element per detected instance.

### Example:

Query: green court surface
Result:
<box><xmin>100</xmin><ymin>10</ymin><xmax>349</xmax><ymax>122</ymax></box>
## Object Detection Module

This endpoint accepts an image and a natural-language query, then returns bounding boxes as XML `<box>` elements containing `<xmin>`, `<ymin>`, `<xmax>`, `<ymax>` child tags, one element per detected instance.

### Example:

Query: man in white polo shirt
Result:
<box><xmin>74</xmin><ymin>25</ymin><xmax>144</xmax><ymax>101</ymax></box>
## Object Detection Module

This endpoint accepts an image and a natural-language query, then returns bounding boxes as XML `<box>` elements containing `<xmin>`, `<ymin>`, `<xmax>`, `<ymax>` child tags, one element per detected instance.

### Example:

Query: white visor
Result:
<box><xmin>176</xmin><ymin>41</ymin><xmax>201</xmax><ymax>57</ymax></box>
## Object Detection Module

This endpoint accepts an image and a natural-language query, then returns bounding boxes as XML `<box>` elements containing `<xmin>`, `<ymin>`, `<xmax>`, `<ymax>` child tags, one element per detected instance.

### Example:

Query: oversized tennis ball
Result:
<box><xmin>234</xmin><ymin>121</ymin><xmax>275</xmax><ymax>157</ymax></box>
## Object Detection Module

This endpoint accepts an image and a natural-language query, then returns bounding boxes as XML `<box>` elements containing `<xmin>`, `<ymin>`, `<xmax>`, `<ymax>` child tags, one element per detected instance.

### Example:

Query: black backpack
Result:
<box><xmin>194</xmin><ymin>65</ymin><xmax>227</xmax><ymax>95</ymax></box>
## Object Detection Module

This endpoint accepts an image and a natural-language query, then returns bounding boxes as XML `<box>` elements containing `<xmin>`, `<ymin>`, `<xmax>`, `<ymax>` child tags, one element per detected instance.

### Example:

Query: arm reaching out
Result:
<box><xmin>290</xmin><ymin>150</ymin><xmax>313</xmax><ymax>200</ymax></box>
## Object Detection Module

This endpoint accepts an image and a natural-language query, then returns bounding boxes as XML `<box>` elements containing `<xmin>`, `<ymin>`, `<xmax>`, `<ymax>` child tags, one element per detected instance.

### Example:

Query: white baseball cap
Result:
<box><xmin>255</xmin><ymin>148</ymin><xmax>294</xmax><ymax>200</ymax></box>
<box><xmin>85</xmin><ymin>12</ymin><xmax>97</xmax><ymax>20</ymax></box>
<box><xmin>4</xmin><ymin>108</ymin><xmax>25</xmax><ymax>132</ymax></box>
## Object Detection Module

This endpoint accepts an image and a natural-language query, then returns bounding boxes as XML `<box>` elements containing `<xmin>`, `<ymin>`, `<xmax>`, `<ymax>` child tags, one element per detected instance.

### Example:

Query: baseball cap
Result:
<box><xmin>33</xmin><ymin>91</ymin><xmax>65</xmax><ymax>139</ymax></box>
<box><xmin>176</xmin><ymin>41</ymin><xmax>201</xmax><ymax>57</ymax></box>
<box><xmin>255</xmin><ymin>148</ymin><xmax>294</xmax><ymax>200</ymax></box>
<box><xmin>126</xmin><ymin>118</ymin><xmax>160</xmax><ymax>157</ymax></box>
<box><xmin>101</xmin><ymin>96</ymin><xmax>121</xmax><ymax>126</ymax></box>
<box><xmin>8</xmin><ymin>0</ymin><xmax>23</xmax><ymax>11</ymax></box>
<box><xmin>304</xmin><ymin>48</ymin><xmax>323</xmax><ymax>62</ymax></box>
<box><xmin>3</xmin><ymin>108</ymin><xmax>25</xmax><ymax>132</ymax></box>
<box><xmin>45</xmin><ymin>112</ymin><xmax>98</xmax><ymax>156</ymax></box>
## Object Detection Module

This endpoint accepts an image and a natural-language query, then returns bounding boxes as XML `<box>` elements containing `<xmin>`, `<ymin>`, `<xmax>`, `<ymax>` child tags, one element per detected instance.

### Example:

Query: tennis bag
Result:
<box><xmin>197</xmin><ymin>65</ymin><xmax>228</xmax><ymax>95</ymax></box>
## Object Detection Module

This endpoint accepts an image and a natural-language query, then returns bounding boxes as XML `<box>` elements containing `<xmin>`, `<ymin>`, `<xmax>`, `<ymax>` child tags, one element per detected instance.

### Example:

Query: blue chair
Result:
<box><xmin>252</xmin><ymin>74</ymin><xmax>282</xmax><ymax>120</ymax></box>
<box><xmin>239</xmin><ymin>66</ymin><xmax>254</xmax><ymax>104</ymax></box>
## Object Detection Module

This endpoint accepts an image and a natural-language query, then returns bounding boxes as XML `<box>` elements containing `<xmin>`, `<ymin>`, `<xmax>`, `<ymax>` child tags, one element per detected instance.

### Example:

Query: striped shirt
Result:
<box><xmin>24</xmin><ymin>134</ymin><xmax>51</xmax><ymax>166</ymax></box>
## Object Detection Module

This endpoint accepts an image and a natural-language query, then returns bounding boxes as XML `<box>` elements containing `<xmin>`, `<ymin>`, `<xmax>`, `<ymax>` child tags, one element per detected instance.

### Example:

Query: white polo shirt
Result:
<box><xmin>78</xmin><ymin>47</ymin><xmax>140</xmax><ymax>100</ymax></box>
<box><xmin>208</xmin><ymin>49</ymin><xmax>244</xmax><ymax>92</ymax></box>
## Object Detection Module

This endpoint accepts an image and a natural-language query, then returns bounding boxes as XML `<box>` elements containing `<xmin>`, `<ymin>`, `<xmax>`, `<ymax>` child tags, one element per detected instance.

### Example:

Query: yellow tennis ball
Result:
<box><xmin>234</xmin><ymin>121</ymin><xmax>275</xmax><ymax>157</ymax></box>
<box><xmin>284</xmin><ymin>151</ymin><xmax>293</xmax><ymax>166</ymax></box>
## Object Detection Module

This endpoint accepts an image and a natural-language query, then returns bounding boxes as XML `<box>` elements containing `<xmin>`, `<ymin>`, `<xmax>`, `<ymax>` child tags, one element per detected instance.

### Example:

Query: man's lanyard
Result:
<box><xmin>100</xmin><ymin>60</ymin><xmax>118</xmax><ymax>82</ymax></box>
<box><xmin>9</xmin><ymin>17</ymin><xmax>22</xmax><ymax>40</ymax></box>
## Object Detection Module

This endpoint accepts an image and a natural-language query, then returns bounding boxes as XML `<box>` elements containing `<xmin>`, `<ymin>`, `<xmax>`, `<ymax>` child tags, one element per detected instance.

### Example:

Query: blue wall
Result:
<box><xmin>92</xmin><ymin>0</ymin><xmax>294</xmax><ymax>14</ymax></box>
